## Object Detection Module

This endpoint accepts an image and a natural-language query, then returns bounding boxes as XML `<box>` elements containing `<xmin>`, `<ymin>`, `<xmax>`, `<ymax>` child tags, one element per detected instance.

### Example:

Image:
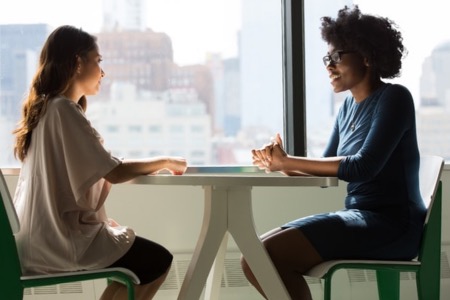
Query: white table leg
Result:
<box><xmin>177</xmin><ymin>186</ymin><xmax>228</xmax><ymax>300</ymax></box>
<box><xmin>204</xmin><ymin>233</ymin><xmax>229</xmax><ymax>300</ymax></box>
<box><xmin>227</xmin><ymin>187</ymin><xmax>291</xmax><ymax>300</ymax></box>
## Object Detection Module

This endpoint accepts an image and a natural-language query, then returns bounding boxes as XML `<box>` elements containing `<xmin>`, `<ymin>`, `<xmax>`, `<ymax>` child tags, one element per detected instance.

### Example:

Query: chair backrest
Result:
<box><xmin>419</xmin><ymin>155</ymin><xmax>444</xmax><ymax>222</ymax></box>
<box><xmin>417</xmin><ymin>155</ymin><xmax>444</xmax><ymax>262</ymax></box>
<box><xmin>0</xmin><ymin>169</ymin><xmax>20</xmax><ymax>233</ymax></box>
<box><xmin>0</xmin><ymin>169</ymin><xmax>25</xmax><ymax>297</ymax></box>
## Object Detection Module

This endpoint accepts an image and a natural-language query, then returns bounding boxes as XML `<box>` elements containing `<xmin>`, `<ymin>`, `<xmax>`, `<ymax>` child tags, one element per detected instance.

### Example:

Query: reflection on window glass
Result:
<box><xmin>0</xmin><ymin>0</ymin><xmax>283</xmax><ymax>167</ymax></box>
<box><xmin>306</xmin><ymin>0</ymin><xmax>450</xmax><ymax>161</ymax></box>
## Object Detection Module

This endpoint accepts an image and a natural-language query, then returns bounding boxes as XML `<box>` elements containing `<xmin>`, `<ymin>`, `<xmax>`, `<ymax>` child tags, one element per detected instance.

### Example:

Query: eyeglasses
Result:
<box><xmin>322</xmin><ymin>50</ymin><xmax>356</xmax><ymax>66</ymax></box>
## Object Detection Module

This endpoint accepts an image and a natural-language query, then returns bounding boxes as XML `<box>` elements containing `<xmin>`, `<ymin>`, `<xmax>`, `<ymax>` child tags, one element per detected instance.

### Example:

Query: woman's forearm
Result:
<box><xmin>104</xmin><ymin>157</ymin><xmax>175</xmax><ymax>183</ymax></box>
<box><xmin>280</xmin><ymin>156</ymin><xmax>343</xmax><ymax>177</ymax></box>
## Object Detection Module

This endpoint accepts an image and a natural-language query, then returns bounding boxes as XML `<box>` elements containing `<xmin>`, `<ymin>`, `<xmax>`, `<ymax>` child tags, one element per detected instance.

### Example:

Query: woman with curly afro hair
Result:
<box><xmin>242</xmin><ymin>6</ymin><xmax>424</xmax><ymax>299</ymax></box>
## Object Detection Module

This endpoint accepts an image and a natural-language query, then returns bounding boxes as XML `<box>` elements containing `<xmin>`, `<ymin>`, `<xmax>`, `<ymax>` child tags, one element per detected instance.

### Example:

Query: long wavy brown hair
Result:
<box><xmin>13</xmin><ymin>25</ymin><xmax>97</xmax><ymax>161</ymax></box>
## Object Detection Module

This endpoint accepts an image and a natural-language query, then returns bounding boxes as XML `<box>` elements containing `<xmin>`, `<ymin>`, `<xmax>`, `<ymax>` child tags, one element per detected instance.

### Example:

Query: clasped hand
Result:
<box><xmin>251</xmin><ymin>133</ymin><xmax>287</xmax><ymax>173</ymax></box>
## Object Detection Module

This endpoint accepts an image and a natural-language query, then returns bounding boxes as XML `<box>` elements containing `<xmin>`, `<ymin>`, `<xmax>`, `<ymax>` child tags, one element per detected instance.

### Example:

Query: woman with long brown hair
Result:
<box><xmin>13</xmin><ymin>25</ymin><xmax>187</xmax><ymax>300</ymax></box>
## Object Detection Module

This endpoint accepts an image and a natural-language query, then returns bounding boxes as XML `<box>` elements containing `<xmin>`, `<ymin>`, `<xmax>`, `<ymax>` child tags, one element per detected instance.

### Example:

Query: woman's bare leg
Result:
<box><xmin>100</xmin><ymin>282</ymin><xmax>122</xmax><ymax>300</ymax></box>
<box><xmin>241</xmin><ymin>227</ymin><xmax>323</xmax><ymax>300</ymax></box>
<box><xmin>100</xmin><ymin>266</ymin><xmax>170</xmax><ymax>300</ymax></box>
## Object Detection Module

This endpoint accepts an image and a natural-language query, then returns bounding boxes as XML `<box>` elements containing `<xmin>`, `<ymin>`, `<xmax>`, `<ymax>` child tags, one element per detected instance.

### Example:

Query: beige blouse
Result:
<box><xmin>13</xmin><ymin>96</ymin><xmax>135</xmax><ymax>275</ymax></box>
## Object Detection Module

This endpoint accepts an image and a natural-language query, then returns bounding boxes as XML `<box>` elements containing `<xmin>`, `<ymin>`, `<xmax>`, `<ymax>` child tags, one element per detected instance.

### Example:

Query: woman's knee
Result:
<box><xmin>240</xmin><ymin>255</ymin><xmax>253</xmax><ymax>279</ymax></box>
<box><xmin>161</xmin><ymin>247</ymin><xmax>173</xmax><ymax>267</ymax></box>
<box><xmin>262</xmin><ymin>228</ymin><xmax>322</xmax><ymax>273</ymax></box>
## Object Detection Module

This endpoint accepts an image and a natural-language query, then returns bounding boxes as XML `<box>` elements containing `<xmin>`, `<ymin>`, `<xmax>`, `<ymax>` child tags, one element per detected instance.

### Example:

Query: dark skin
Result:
<box><xmin>241</xmin><ymin>44</ymin><xmax>383</xmax><ymax>300</ymax></box>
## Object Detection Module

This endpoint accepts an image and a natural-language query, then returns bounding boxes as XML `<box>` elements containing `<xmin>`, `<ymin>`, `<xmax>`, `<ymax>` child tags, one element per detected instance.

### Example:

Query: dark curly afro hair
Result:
<box><xmin>320</xmin><ymin>5</ymin><xmax>406</xmax><ymax>79</ymax></box>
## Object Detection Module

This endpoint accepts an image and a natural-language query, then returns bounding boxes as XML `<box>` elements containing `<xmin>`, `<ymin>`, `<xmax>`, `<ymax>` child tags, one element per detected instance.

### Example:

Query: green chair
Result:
<box><xmin>0</xmin><ymin>169</ymin><xmax>139</xmax><ymax>300</ymax></box>
<box><xmin>305</xmin><ymin>155</ymin><xmax>444</xmax><ymax>300</ymax></box>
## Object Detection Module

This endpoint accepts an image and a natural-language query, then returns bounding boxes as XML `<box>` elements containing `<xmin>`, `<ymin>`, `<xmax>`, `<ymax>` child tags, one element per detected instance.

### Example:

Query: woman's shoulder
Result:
<box><xmin>50</xmin><ymin>96</ymin><xmax>79</xmax><ymax>108</ymax></box>
<box><xmin>376</xmin><ymin>83</ymin><xmax>414</xmax><ymax>106</ymax></box>
<box><xmin>43</xmin><ymin>96</ymin><xmax>86</xmax><ymax>127</ymax></box>
<box><xmin>383</xmin><ymin>83</ymin><xmax>413</xmax><ymax>98</ymax></box>
<box><xmin>376</xmin><ymin>83</ymin><xmax>415</xmax><ymax>114</ymax></box>
<box><xmin>47</xmin><ymin>96</ymin><xmax>84</xmax><ymax>115</ymax></box>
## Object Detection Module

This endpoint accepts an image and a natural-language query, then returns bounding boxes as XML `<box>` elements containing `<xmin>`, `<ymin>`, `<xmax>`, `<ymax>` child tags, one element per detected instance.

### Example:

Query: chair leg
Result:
<box><xmin>416</xmin><ymin>270</ymin><xmax>440</xmax><ymax>300</ymax></box>
<box><xmin>376</xmin><ymin>270</ymin><xmax>400</xmax><ymax>300</ymax></box>
<box><xmin>126</xmin><ymin>281</ymin><xmax>135</xmax><ymax>300</ymax></box>
<box><xmin>5</xmin><ymin>287</ymin><xmax>24</xmax><ymax>300</ymax></box>
<box><xmin>323</xmin><ymin>276</ymin><xmax>332</xmax><ymax>300</ymax></box>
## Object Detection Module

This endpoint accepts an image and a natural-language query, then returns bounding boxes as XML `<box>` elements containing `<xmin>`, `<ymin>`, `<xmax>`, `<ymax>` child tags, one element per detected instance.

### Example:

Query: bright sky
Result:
<box><xmin>1</xmin><ymin>0</ymin><xmax>448</xmax><ymax>100</ymax></box>
<box><xmin>0</xmin><ymin>0</ymin><xmax>241</xmax><ymax>65</ymax></box>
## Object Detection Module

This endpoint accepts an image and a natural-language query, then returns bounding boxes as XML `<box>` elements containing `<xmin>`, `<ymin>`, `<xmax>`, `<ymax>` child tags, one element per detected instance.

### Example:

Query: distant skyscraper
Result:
<box><xmin>97</xmin><ymin>29</ymin><xmax>174</xmax><ymax>93</ymax></box>
<box><xmin>0</xmin><ymin>24</ymin><xmax>51</xmax><ymax>167</ymax></box>
<box><xmin>420</xmin><ymin>40</ymin><xmax>450</xmax><ymax>108</ymax></box>
<box><xmin>239</xmin><ymin>0</ymin><xmax>351</xmax><ymax>136</ymax></box>
<box><xmin>102</xmin><ymin>0</ymin><xmax>147</xmax><ymax>32</ymax></box>
<box><xmin>240</xmin><ymin>0</ymin><xmax>283</xmax><ymax>133</ymax></box>
<box><xmin>0</xmin><ymin>24</ymin><xmax>51</xmax><ymax>119</ymax></box>
<box><xmin>222</xmin><ymin>57</ymin><xmax>241</xmax><ymax>136</ymax></box>
<box><xmin>205</xmin><ymin>53</ymin><xmax>241</xmax><ymax>136</ymax></box>
<box><xmin>419</xmin><ymin>57</ymin><xmax>438</xmax><ymax>106</ymax></box>
<box><xmin>417</xmin><ymin>40</ymin><xmax>450</xmax><ymax>160</ymax></box>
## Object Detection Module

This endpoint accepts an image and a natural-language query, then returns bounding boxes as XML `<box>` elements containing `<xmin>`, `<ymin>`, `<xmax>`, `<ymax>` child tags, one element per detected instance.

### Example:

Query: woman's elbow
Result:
<box><xmin>341</xmin><ymin>164</ymin><xmax>378</xmax><ymax>182</ymax></box>
<box><xmin>104</xmin><ymin>164</ymin><xmax>126</xmax><ymax>184</ymax></box>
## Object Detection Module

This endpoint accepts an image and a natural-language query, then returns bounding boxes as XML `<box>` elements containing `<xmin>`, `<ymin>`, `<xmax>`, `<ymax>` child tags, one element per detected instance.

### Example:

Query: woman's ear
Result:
<box><xmin>76</xmin><ymin>56</ymin><xmax>83</xmax><ymax>74</ymax></box>
<box><xmin>364</xmin><ymin>57</ymin><xmax>370</xmax><ymax>67</ymax></box>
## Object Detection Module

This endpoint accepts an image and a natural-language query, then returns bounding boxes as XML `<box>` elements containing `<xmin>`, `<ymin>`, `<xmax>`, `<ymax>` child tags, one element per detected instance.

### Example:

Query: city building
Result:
<box><xmin>102</xmin><ymin>0</ymin><xmax>147</xmax><ymax>32</ymax></box>
<box><xmin>418</xmin><ymin>40</ymin><xmax>450</xmax><ymax>160</ymax></box>
<box><xmin>97</xmin><ymin>29</ymin><xmax>175</xmax><ymax>94</ymax></box>
<box><xmin>88</xmin><ymin>82</ymin><xmax>212</xmax><ymax>165</ymax></box>
<box><xmin>0</xmin><ymin>23</ymin><xmax>51</xmax><ymax>166</ymax></box>
<box><xmin>0</xmin><ymin>24</ymin><xmax>51</xmax><ymax>120</ymax></box>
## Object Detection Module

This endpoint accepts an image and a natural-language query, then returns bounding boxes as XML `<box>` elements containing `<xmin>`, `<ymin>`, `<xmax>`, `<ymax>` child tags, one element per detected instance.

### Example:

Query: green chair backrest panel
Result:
<box><xmin>417</xmin><ymin>155</ymin><xmax>444</xmax><ymax>263</ymax></box>
<box><xmin>0</xmin><ymin>169</ymin><xmax>137</xmax><ymax>300</ymax></box>
<box><xmin>0</xmin><ymin>192</ymin><xmax>25</xmax><ymax>298</ymax></box>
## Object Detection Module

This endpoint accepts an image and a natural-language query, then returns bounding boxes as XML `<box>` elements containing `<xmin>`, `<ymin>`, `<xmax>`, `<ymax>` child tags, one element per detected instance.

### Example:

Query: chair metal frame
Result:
<box><xmin>0</xmin><ymin>169</ymin><xmax>139</xmax><ymax>299</ymax></box>
<box><xmin>305</xmin><ymin>155</ymin><xmax>444</xmax><ymax>300</ymax></box>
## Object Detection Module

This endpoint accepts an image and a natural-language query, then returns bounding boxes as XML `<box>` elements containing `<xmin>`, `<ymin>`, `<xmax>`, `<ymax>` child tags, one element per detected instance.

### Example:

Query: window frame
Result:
<box><xmin>282</xmin><ymin>0</ymin><xmax>307</xmax><ymax>157</ymax></box>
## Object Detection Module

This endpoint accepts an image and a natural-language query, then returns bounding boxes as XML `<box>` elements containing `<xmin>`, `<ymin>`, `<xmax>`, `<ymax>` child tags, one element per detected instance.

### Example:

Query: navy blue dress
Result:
<box><xmin>282</xmin><ymin>83</ymin><xmax>426</xmax><ymax>260</ymax></box>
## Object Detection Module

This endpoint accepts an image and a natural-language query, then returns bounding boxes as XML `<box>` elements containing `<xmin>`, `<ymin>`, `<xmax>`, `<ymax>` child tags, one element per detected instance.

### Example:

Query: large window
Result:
<box><xmin>2</xmin><ymin>0</ymin><xmax>449</xmax><ymax>168</ymax></box>
<box><xmin>0</xmin><ymin>0</ymin><xmax>283</xmax><ymax>167</ymax></box>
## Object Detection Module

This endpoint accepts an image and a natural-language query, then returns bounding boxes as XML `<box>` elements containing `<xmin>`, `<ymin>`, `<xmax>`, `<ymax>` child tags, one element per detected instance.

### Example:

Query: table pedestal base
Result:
<box><xmin>177</xmin><ymin>186</ymin><xmax>291</xmax><ymax>300</ymax></box>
